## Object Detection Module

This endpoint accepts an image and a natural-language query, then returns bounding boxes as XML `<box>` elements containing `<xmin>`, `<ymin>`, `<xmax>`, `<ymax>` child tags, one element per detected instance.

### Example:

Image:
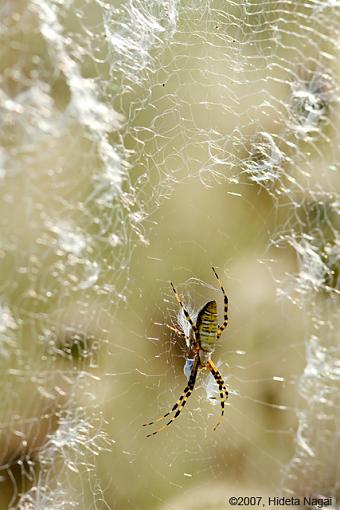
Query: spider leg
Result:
<box><xmin>165</xmin><ymin>323</ymin><xmax>194</xmax><ymax>358</ymax></box>
<box><xmin>207</xmin><ymin>359</ymin><xmax>228</xmax><ymax>430</ymax></box>
<box><xmin>143</xmin><ymin>355</ymin><xmax>200</xmax><ymax>437</ymax></box>
<box><xmin>212</xmin><ymin>267</ymin><xmax>229</xmax><ymax>339</ymax></box>
<box><xmin>170</xmin><ymin>282</ymin><xmax>198</xmax><ymax>341</ymax></box>
<box><xmin>165</xmin><ymin>324</ymin><xmax>190</xmax><ymax>345</ymax></box>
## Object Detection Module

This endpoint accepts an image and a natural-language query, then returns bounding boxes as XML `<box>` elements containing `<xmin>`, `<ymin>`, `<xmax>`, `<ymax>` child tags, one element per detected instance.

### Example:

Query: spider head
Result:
<box><xmin>199</xmin><ymin>349</ymin><xmax>212</xmax><ymax>367</ymax></box>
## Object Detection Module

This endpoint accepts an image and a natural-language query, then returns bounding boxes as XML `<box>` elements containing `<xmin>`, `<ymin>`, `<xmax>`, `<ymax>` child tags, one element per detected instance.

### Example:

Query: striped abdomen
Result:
<box><xmin>196</xmin><ymin>300</ymin><xmax>218</xmax><ymax>353</ymax></box>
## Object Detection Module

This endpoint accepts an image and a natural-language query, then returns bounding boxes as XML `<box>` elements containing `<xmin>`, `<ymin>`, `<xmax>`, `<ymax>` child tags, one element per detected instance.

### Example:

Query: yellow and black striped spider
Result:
<box><xmin>144</xmin><ymin>267</ymin><xmax>229</xmax><ymax>437</ymax></box>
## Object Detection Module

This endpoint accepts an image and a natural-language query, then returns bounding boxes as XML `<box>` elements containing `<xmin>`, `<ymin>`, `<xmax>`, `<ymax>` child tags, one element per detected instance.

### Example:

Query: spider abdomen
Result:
<box><xmin>196</xmin><ymin>300</ymin><xmax>218</xmax><ymax>352</ymax></box>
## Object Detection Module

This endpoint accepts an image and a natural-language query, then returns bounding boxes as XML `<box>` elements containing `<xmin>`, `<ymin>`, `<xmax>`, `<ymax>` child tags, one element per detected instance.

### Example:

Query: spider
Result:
<box><xmin>144</xmin><ymin>267</ymin><xmax>229</xmax><ymax>437</ymax></box>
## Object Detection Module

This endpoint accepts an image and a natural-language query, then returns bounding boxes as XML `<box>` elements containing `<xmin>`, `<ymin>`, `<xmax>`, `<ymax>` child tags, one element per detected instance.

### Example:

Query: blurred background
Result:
<box><xmin>0</xmin><ymin>1</ymin><xmax>339</xmax><ymax>509</ymax></box>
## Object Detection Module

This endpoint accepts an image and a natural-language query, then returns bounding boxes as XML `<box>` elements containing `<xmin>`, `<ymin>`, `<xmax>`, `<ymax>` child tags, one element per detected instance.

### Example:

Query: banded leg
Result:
<box><xmin>207</xmin><ymin>359</ymin><xmax>228</xmax><ymax>430</ymax></box>
<box><xmin>165</xmin><ymin>324</ymin><xmax>190</xmax><ymax>347</ymax></box>
<box><xmin>212</xmin><ymin>267</ymin><xmax>229</xmax><ymax>339</ymax></box>
<box><xmin>143</xmin><ymin>355</ymin><xmax>199</xmax><ymax>437</ymax></box>
<box><xmin>170</xmin><ymin>282</ymin><xmax>198</xmax><ymax>341</ymax></box>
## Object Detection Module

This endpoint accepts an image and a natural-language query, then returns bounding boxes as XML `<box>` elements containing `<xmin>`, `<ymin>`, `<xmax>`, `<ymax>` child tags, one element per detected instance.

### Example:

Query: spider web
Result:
<box><xmin>0</xmin><ymin>0</ymin><xmax>339</xmax><ymax>509</ymax></box>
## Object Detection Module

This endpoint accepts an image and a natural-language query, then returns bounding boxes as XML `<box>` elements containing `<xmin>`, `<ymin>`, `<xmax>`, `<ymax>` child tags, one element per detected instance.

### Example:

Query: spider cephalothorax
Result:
<box><xmin>144</xmin><ymin>268</ymin><xmax>229</xmax><ymax>437</ymax></box>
